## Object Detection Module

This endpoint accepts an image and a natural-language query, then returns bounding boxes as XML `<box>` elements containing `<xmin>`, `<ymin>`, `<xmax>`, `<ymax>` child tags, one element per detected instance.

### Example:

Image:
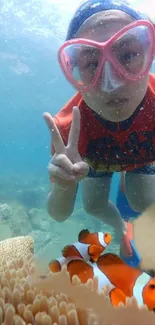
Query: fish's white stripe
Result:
<box><xmin>57</xmin><ymin>256</ymin><xmax>82</xmax><ymax>267</ymax></box>
<box><xmin>73</xmin><ymin>242</ymin><xmax>90</xmax><ymax>260</ymax></box>
<box><xmin>98</xmin><ymin>232</ymin><xmax>106</xmax><ymax>247</ymax></box>
<box><xmin>90</xmin><ymin>262</ymin><xmax>114</xmax><ymax>292</ymax></box>
<box><xmin>133</xmin><ymin>273</ymin><xmax>150</xmax><ymax>306</ymax></box>
<box><xmin>58</xmin><ymin>258</ymin><xmax>115</xmax><ymax>293</ymax></box>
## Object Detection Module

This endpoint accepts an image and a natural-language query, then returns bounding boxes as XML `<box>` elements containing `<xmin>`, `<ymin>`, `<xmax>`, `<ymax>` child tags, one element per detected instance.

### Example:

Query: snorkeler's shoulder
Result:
<box><xmin>53</xmin><ymin>92</ymin><xmax>82</xmax><ymax>142</ymax></box>
<box><xmin>54</xmin><ymin>92</ymin><xmax>82</xmax><ymax>128</ymax></box>
<box><xmin>148</xmin><ymin>73</ymin><xmax>155</xmax><ymax>95</ymax></box>
<box><xmin>142</xmin><ymin>73</ymin><xmax>155</xmax><ymax>117</ymax></box>
<box><xmin>141</xmin><ymin>73</ymin><xmax>155</xmax><ymax>120</ymax></box>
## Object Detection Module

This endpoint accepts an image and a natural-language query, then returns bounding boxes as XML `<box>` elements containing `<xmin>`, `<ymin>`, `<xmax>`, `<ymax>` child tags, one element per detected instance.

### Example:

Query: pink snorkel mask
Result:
<box><xmin>58</xmin><ymin>0</ymin><xmax>155</xmax><ymax>93</ymax></box>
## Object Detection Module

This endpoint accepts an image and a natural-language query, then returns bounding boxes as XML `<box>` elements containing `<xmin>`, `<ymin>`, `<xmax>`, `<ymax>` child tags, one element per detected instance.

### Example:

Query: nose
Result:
<box><xmin>100</xmin><ymin>61</ymin><xmax>125</xmax><ymax>93</ymax></box>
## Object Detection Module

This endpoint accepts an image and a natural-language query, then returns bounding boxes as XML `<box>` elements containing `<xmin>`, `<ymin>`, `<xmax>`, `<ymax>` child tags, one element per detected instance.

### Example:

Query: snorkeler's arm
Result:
<box><xmin>44</xmin><ymin>104</ymin><xmax>88</xmax><ymax>221</ymax></box>
<box><xmin>47</xmin><ymin>182</ymin><xmax>78</xmax><ymax>221</ymax></box>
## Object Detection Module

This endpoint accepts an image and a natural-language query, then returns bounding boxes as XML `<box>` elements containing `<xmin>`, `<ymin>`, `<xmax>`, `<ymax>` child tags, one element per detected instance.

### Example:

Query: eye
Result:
<box><xmin>150</xmin><ymin>284</ymin><xmax>155</xmax><ymax>289</ymax></box>
<box><xmin>84</xmin><ymin>61</ymin><xmax>98</xmax><ymax>69</ymax></box>
<box><xmin>119</xmin><ymin>52</ymin><xmax>139</xmax><ymax>64</ymax></box>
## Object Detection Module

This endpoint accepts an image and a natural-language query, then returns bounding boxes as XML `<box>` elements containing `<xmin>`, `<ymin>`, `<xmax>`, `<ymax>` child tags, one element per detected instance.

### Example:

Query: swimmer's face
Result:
<box><xmin>75</xmin><ymin>10</ymin><xmax>149</xmax><ymax>122</ymax></box>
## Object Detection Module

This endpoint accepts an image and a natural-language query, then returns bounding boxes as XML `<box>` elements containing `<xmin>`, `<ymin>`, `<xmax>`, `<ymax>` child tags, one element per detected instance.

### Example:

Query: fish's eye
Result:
<box><xmin>104</xmin><ymin>233</ymin><xmax>108</xmax><ymax>237</ymax></box>
<box><xmin>149</xmin><ymin>284</ymin><xmax>155</xmax><ymax>289</ymax></box>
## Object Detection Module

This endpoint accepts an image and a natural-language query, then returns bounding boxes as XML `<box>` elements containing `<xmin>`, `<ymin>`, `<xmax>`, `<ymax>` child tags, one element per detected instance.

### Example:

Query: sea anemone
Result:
<box><xmin>0</xmin><ymin>236</ymin><xmax>155</xmax><ymax>325</ymax></box>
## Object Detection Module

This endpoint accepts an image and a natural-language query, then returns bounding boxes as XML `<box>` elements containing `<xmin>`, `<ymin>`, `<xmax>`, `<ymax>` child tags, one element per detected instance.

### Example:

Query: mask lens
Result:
<box><xmin>61</xmin><ymin>43</ymin><xmax>102</xmax><ymax>88</ymax></box>
<box><xmin>111</xmin><ymin>25</ymin><xmax>154</xmax><ymax>77</ymax></box>
<box><xmin>60</xmin><ymin>23</ymin><xmax>154</xmax><ymax>90</ymax></box>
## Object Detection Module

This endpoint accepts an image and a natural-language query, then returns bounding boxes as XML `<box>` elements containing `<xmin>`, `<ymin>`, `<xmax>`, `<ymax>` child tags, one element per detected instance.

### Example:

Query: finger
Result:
<box><xmin>73</xmin><ymin>161</ymin><xmax>89</xmax><ymax>176</ymax></box>
<box><xmin>50</xmin><ymin>175</ymin><xmax>77</xmax><ymax>186</ymax></box>
<box><xmin>68</xmin><ymin>106</ymin><xmax>80</xmax><ymax>149</ymax></box>
<box><xmin>74</xmin><ymin>172</ymin><xmax>87</xmax><ymax>182</ymax></box>
<box><xmin>48</xmin><ymin>164</ymin><xmax>76</xmax><ymax>181</ymax></box>
<box><xmin>43</xmin><ymin>112</ymin><xmax>65</xmax><ymax>154</ymax></box>
<box><xmin>50</xmin><ymin>171</ymin><xmax>83</xmax><ymax>183</ymax></box>
<box><xmin>50</xmin><ymin>154</ymin><xmax>74</xmax><ymax>174</ymax></box>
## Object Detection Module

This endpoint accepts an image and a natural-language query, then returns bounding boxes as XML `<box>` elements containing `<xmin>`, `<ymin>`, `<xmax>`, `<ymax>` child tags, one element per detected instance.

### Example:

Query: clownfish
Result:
<box><xmin>49</xmin><ymin>250</ymin><xmax>155</xmax><ymax>311</ymax></box>
<box><xmin>62</xmin><ymin>229</ymin><xmax>111</xmax><ymax>263</ymax></box>
<box><xmin>96</xmin><ymin>253</ymin><xmax>155</xmax><ymax>310</ymax></box>
<box><xmin>49</xmin><ymin>229</ymin><xmax>112</xmax><ymax>273</ymax></box>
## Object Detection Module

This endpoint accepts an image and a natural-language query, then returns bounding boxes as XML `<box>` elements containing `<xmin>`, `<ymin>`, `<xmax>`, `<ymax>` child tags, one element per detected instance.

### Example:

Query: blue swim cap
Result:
<box><xmin>66</xmin><ymin>0</ymin><xmax>149</xmax><ymax>40</ymax></box>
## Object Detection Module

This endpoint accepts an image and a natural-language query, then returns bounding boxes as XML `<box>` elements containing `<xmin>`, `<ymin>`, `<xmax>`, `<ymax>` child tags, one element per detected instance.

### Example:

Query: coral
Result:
<box><xmin>0</xmin><ymin>253</ymin><xmax>155</xmax><ymax>325</ymax></box>
<box><xmin>0</xmin><ymin>236</ymin><xmax>34</xmax><ymax>264</ymax></box>
<box><xmin>0</xmin><ymin>204</ymin><xmax>12</xmax><ymax>222</ymax></box>
<box><xmin>10</xmin><ymin>204</ymin><xmax>32</xmax><ymax>237</ymax></box>
<box><xmin>17</xmin><ymin>187</ymin><xmax>47</xmax><ymax>209</ymax></box>
<box><xmin>0</xmin><ymin>223</ymin><xmax>13</xmax><ymax>241</ymax></box>
<box><xmin>28</xmin><ymin>208</ymin><xmax>53</xmax><ymax>232</ymax></box>
<box><xmin>0</xmin><ymin>202</ymin><xmax>32</xmax><ymax>237</ymax></box>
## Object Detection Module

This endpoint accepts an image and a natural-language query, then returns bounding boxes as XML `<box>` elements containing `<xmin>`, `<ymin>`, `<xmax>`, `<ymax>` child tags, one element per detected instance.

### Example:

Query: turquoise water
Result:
<box><xmin>0</xmin><ymin>0</ymin><xmax>154</xmax><ymax>264</ymax></box>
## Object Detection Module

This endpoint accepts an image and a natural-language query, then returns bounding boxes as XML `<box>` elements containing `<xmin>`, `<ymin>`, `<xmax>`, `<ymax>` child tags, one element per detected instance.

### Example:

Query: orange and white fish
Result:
<box><xmin>62</xmin><ymin>229</ymin><xmax>111</xmax><ymax>263</ymax></box>
<box><xmin>50</xmin><ymin>250</ymin><xmax>155</xmax><ymax>311</ymax></box>
<box><xmin>49</xmin><ymin>229</ymin><xmax>112</xmax><ymax>273</ymax></box>
<box><xmin>49</xmin><ymin>253</ymin><xmax>125</xmax><ymax>307</ymax></box>
<box><xmin>96</xmin><ymin>253</ymin><xmax>155</xmax><ymax>310</ymax></box>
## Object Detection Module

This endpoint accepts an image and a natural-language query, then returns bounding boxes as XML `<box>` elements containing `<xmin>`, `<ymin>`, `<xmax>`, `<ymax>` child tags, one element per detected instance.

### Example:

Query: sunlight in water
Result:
<box><xmin>1</xmin><ymin>0</ymin><xmax>155</xmax><ymax>41</ymax></box>
<box><xmin>128</xmin><ymin>0</ymin><xmax>155</xmax><ymax>22</ymax></box>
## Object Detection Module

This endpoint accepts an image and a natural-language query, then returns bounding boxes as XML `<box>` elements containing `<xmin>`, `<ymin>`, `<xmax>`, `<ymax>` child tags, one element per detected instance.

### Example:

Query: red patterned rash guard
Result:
<box><xmin>53</xmin><ymin>73</ymin><xmax>155</xmax><ymax>173</ymax></box>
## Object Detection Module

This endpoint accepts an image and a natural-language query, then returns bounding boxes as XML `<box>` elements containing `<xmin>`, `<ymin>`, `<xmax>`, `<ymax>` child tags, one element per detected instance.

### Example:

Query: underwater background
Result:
<box><xmin>0</xmin><ymin>0</ymin><xmax>155</xmax><ymax>265</ymax></box>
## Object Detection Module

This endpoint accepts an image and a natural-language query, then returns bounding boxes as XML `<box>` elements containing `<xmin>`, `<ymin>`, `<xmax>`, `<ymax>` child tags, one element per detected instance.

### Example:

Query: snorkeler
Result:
<box><xmin>44</xmin><ymin>0</ymin><xmax>155</xmax><ymax>258</ymax></box>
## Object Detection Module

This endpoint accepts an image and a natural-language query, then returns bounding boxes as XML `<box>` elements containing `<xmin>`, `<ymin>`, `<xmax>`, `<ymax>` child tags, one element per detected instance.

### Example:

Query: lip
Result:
<box><xmin>106</xmin><ymin>98</ymin><xmax>129</xmax><ymax>106</ymax></box>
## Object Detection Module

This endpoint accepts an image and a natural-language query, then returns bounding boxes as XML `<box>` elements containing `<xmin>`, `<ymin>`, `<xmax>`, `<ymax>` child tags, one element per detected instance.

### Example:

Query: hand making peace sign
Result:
<box><xmin>43</xmin><ymin>106</ymin><xmax>89</xmax><ymax>185</ymax></box>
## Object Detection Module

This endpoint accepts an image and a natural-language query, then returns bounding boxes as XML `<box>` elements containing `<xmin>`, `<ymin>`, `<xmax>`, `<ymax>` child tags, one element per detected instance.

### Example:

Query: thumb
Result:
<box><xmin>73</xmin><ymin>161</ymin><xmax>89</xmax><ymax>176</ymax></box>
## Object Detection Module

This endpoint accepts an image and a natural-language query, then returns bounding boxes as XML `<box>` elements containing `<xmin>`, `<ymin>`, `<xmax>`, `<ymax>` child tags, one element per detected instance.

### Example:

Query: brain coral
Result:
<box><xmin>0</xmin><ymin>236</ymin><xmax>34</xmax><ymax>263</ymax></box>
